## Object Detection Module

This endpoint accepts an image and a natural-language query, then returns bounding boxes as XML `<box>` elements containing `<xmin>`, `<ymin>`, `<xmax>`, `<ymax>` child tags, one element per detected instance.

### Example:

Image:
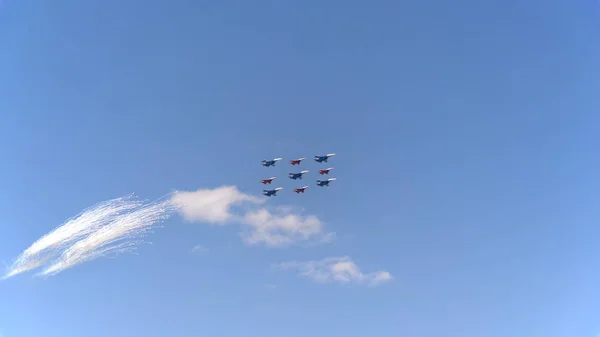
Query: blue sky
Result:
<box><xmin>1</xmin><ymin>0</ymin><xmax>599</xmax><ymax>336</ymax></box>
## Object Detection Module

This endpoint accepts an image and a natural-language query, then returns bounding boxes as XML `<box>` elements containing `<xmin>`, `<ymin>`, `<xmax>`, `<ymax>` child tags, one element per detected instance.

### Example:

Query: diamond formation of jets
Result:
<box><xmin>259</xmin><ymin>153</ymin><xmax>336</xmax><ymax>195</ymax></box>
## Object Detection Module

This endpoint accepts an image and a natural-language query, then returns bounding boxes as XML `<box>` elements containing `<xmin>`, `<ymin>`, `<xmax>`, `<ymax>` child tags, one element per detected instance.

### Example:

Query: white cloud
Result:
<box><xmin>276</xmin><ymin>256</ymin><xmax>393</xmax><ymax>287</ymax></box>
<box><xmin>241</xmin><ymin>207</ymin><xmax>334</xmax><ymax>247</ymax></box>
<box><xmin>172</xmin><ymin>186</ymin><xmax>333</xmax><ymax>247</ymax></box>
<box><xmin>171</xmin><ymin>186</ymin><xmax>263</xmax><ymax>224</ymax></box>
<box><xmin>190</xmin><ymin>244</ymin><xmax>209</xmax><ymax>253</ymax></box>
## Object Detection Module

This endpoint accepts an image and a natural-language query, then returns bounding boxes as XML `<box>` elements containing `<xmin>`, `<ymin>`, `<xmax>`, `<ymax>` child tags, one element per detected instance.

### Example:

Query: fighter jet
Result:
<box><xmin>318</xmin><ymin>167</ymin><xmax>334</xmax><ymax>175</ymax></box>
<box><xmin>294</xmin><ymin>186</ymin><xmax>309</xmax><ymax>194</ymax></box>
<box><xmin>260</xmin><ymin>177</ymin><xmax>276</xmax><ymax>184</ymax></box>
<box><xmin>263</xmin><ymin>187</ymin><xmax>283</xmax><ymax>197</ymax></box>
<box><xmin>288</xmin><ymin>170</ymin><xmax>309</xmax><ymax>180</ymax></box>
<box><xmin>314</xmin><ymin>153</ymin><xmax>335</xmax><ymax>163</ymax></box>
<box><xmin>289</xmin><ymin>157</ymin><xmax>306</xmax><ymax>166</ymax></box>
<box><xmin>316</xmin><ymin>178</ymin><xmax>336</xmax><ymax>187</ymax></box>
<box><xmin>262</xmin><ymin>157</ymin><xmax>282</xmax><ymax>167</ymax></box>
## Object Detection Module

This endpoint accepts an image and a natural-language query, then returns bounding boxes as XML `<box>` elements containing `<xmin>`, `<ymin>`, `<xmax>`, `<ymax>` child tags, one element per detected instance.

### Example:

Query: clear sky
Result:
<box><xmin>1</xmin><ymin>0</ymin><xmax>599</xmax><ymax>336</ymax></box>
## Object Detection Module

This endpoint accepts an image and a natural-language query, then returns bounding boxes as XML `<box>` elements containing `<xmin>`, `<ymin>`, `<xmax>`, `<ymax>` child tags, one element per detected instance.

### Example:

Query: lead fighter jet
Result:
<box><xmin>288</xmin><ymin>170</ymin><xmax>309</xmax><ymax>180</ymax></box>
<box><xmin>263</xmin><ymin>187</ymin><xmax>283</xmax><ymax>197</ymax></box>
<box><xmin>262</xmin><ymin>157</ymin><xmax>282</xmax><ymax>167</ymax></box>
<box><xmin>314</xmin><ymin>153</ymin><xmax>335</xmax><ymax>163</ymax></box>
<box><xmin>316</xmin><ymin>178</ymin><xmax>336</xmax><ymax>187</ymax></box>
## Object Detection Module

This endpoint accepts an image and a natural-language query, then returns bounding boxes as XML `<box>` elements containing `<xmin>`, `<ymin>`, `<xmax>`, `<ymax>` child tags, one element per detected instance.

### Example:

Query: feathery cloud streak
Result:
<box><xmin>276</xmin><ymin>256</ymin><xmax>393</xmax><ymax>287</ymax></box>
<box><xmin>3</xmin><ymin>196</ymin><xmax>142</xmax><ymax>278</ymax></box>
<box><xmin>4</xmin><ymin>195</ymin><xmax>176</xmax><ymax>278</ymax></box>
<box><xmin>41</xmin><ymin>199</ymin><xmax>176</xmax><ymax>276</ymax></box>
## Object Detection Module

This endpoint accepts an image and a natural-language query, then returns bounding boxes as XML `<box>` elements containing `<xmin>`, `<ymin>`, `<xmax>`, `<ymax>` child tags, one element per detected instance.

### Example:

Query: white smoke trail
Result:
<box><xmin>3</xmin><ymin>194</ymin><xmax>178</xmax><ymax>279</ymax></box>
<box><xmin>40</xmin><ymin>199</ymin><xmax>177</xmax><ymax>276</ymax></box>
<box><xmin>3</xmin><ymin>195</ymin><xmax>141</xmax><ymax>278</ymax></box>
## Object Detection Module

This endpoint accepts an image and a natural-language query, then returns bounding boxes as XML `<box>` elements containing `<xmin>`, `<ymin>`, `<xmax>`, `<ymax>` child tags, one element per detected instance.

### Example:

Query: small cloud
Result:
<box><xmin>264</xmin><ymin>283</ymin><xmax>278</xmax><ymax>290</ymax></box>
<box><xmin>276</xmin><ymin>256</ymin><xmax>393</xmax><ymax>287</ymax></box>
<box><xmin>240</xmin><ymin>207</ymin><xmax>334</xmax><ymax>247</ymax></box>
<box><xmin>171</xmin><ymin>186</ymin><xmax>263</xmax><ymax>224</ymax></box>
<box><xmin>190</xmin><ymin>245</ymin><xmax>209</xmax><ymax>254</ymax></box>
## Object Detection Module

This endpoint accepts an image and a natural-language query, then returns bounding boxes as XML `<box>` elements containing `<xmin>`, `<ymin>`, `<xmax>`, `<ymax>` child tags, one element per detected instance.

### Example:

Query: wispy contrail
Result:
<box><xmin>3</xmin><ymin>194</ymin><xmax>178</xmax><ymax>279</ymax></box>
<box><xmin>3</xmin><ymin>195</ymin><xmax>140</xmax><ymax>278</ymax></box>
<box><xmin>41</xmin><ymin>199</ymin><xmax>177</xmax><ymax>276</ymax></box>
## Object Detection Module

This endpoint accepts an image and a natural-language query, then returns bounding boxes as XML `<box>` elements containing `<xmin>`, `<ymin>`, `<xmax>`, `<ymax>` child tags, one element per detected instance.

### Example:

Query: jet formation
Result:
<box><xmin>260</xmin><ymin>153</ymin><xmax>337</xmax><ymax>196</ymax></box>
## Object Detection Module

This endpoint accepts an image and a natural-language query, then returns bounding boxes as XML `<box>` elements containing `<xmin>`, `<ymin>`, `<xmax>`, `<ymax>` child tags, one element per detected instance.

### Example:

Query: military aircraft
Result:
<box><xmin>314</xmin><ymin>153</ymin><xmax>335</xmax><ymax>163</ymax></box>
<box><xmin>262</xmin><ymin>157</ymin><xmax>282</xmax><ymax>167</ymax></box>
<box><xmin>263</xmin><ymin>187</ymin><xmax>283</xmax><ymax>197</ymax></box>
<box><xmin>318</xmin><ymin>167</ymin><xmax>334</xmax><ymax>175</ymax></box>
<box><xmin>260</xmin><ymin>177</ymin><xmax>276</xmax><ymax>184</ymax></box>
<box><xmin>294</xmin><ymin>186</ymin><xmax>309</xmax><ymax>193</ymax></box>
<box><xmin>288</xmin><ymin>170</ymin><xmax>309</xmax><ymax>180</ymax></box>
<box><xmin>316</xmin><ymin>178</ymin><xmax>336</xmax><ymax>187</ymax></box>
<box><xmin>289</xmin><ymin>157</ymin><xmax>306</xmax><ymax>166</ymax></box>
